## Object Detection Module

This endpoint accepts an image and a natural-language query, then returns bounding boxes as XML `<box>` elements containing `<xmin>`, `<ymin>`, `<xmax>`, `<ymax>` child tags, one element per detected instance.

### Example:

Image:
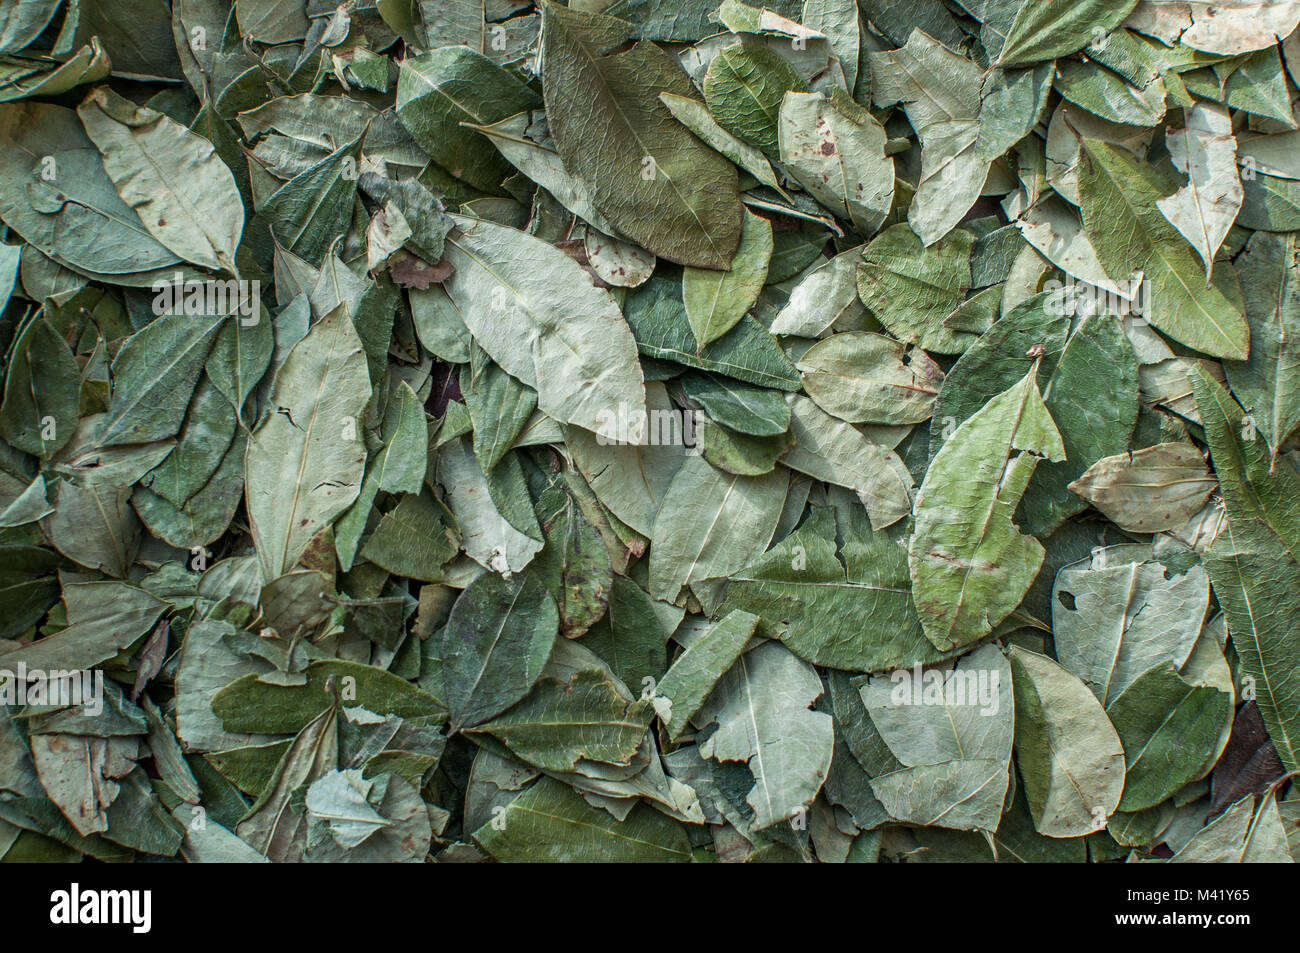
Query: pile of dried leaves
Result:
<box><xmin>0</xmin><ymin>0</ymin><xmax>1298</xmax><ymax>864</ymax></box>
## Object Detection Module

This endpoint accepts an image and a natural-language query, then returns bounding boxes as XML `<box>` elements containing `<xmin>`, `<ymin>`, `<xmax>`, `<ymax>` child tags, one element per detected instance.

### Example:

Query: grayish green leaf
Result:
<box><xmin>697</xmin><ymin>639</ymin><xmax>833</xmax><ymax>830</ymax></box>
<box><xmin>1008</xmin><ymin>645</ymin><xmax>1126</xmax><ymax>838</ymax></box>
<box><xmin>245</xmin><ymin>306</ymin><xmax>370</xmax><ymax>579</ymax></box>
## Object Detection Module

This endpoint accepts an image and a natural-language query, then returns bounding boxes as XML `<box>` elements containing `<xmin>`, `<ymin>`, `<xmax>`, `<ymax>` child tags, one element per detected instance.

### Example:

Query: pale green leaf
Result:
<box><xmin>783</xmin><ymin>394</ymin><xmax>914</xmax><ymax>528</ymax></box>
<box><xmin>798</xmin><ymin>331</ymin><xmax>944</xmax><ymax>425</ymax></box>
<box><xmin>696</xmin><ymin>639</ymin><xmax>834</xmax><ymax>830</ymax></box>
<box><xmin>77</xmin><ymin>87</ymin><xmax>243</xmax><ymax>274</ymax></box>
<box><xmin>778</xmin><ymin>90</ymin><xmax>894</xmax><ymax>237</ymax></box>
<box><xmin>442</xmin><ymin>214</ymin><xmax>646</xmax><ymax>439</ymax></box>
<box><xmin>655</xmin><ymin>609</ymin><xmax>759</xmax><ymax>741</ymax></box>
<box><xmin>1068</xmin><ymin>443</ymin><xmax>1217</xmax><ymax>533</ymax></box>
<box><xmin>648</xmin><ymin>454</ymin><xmax>789</xmax><ymax>602</ymax></box>
<box><xmin>861</xmin><ymin>643</ymin><xmax>1013</xmax><ymax>831</ymax></box>
<box><xmin>245</xmin><ymin>306</ymin><xmax>371</xmax><ymax>580</ymax></box>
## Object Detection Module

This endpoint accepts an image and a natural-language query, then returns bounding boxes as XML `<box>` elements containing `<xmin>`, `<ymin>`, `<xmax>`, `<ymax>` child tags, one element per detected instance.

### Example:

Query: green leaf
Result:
<box><xmin>462</xmin><ymin>356</ymin><xmax>537</xmax><ymax>474</ymax></box>
<box><xmin>926</xmin><ymin>291</ymin><xmax>1069</xmax><ymax>462</ymax></box>
<box><xmin>655</xmin><ymin>609</ymin><xmax>759</xmax><ymax>741</ymax></box>
<box><xmin>437</xmin><ymin>435</ymin><xmax>542</xmax><ymax>574</ymax></box>
<box><xmin>77</xmin><ymin>87</ymin><xmax>243</xmax><ymax>274</ymax></box>
<box><xmin>213</xmin><ymin>660</ymin><xmax>446</xmax><ymax>734</ymax></box>
<box><xmin>857</xmin><ymin>0</ymin><xmax>967</xmax><ymax>49</ymax></box>
<box><xmin>801</xmin><ymin>0</ymin><xmax>860</xmax><ymax>89</ymax></box>
<box><xmin>1076</xmin><ymin>138</ymin><xmax>1250</xmax><ymax>360</ymax></box>
<box><xmin>245</xmin><ymin>306</ymin><xmax>371</xmax><ymax>580</ymax></box>
<box><xmin>0</xmin><ymin>580</ymin><xmax>165</xmax><ymax>672</ymax></box>
<box><xmin>770</xmin><ymin>243</ymin><xmax>868</xmax><ymax>337</ymax></box>
<box><xmin>704</xmin><ymin>37</ymin><xmax>808</xmax><ymax>158</ymax></box>
<box><xmin>260</xmin><ymin>136</ymin><xmax>361</xmax><ymax>267</ymax></box>
<box><xmin>856</xmin><ymin>224</ymin><xmax>979</xmax><ymax>355</ymax></box>
<box><xmin>783</xmin><ymin>395</ymin><xmax>914</xmax><ymax>529</ymax></box>
<box><xmin>141</xmin><ymin>376</ymin><xmax>236</xmax><ymax>507</ymax></box>
<box><xmin>581</xmin><ymin>574</ymin><xmax>675</xmax><ymax>691</ymax></box>
<box><xmin>0</xmin><ymin>102</ymin><xmax>182</xmax><ymax>276</ymax></box>
<box><xmin>1106</xmin><ymin>663</ymin><xmax>1231</xmax><ymax>812</ymax></box>
<box><xmin>582</xmin><ymin>228</ymin><xmax>657</xmax><ymax>288</ymax></box>
<box><xmin>540</xmin><ymin>1</ymin><xmax>744</xmax><ymax>268</ymax></box>
<box><xmin>696</xmin><ymin>414</ymin><xmax>791</xmax><ymax>475</ymax></box>
<box><xmin>720</xmin><ymin>507</ymin><xmax>949</xmax><ymax>672</ymax></box>
<box><xmin>1008</xmin><ymin>645</ymin><xmax>1126</xmax><ymax>838</ymax></box>
<box><xmin>0</xmin><ymin>316</ymin><xmax>80</xmax><ymax>458</ymax></box>
<box><xmin>797</xmin><ymin>332</ymin><xmax>944</xmax><ymax>425</ymax></box>
<box><xmin>42</xmin><ymin>474</ymin><xmax>140</xmax><ymax>577</ymax></box>
<box><xmin>335</xmin><ymin>381</ymin><xmax>429</xmax><ymax>571</ymax></box>
<box><xmin>696</xmin><ymin>639</ymin><xmax>833</xmax><ymax>830</ymax></box>
<box><xmin>998</xmin><ymin>1</ymin><xmax>1140</xmax><ymax>67</ymax></box>
<box><xmin>1156</xmin><ymin>101</ymin><xmax>1242</xmax><ymax>277</ymax></box>
<box><xmin>1016</xmin><ymin>195</ymin><xmax>1131</xmax><ymax>296</ymax></box>
<box><xmin>303</xmin><ymin>769</ymin><xmax>391</xmax><ymax>849</ymax></box>
<box><xmin>1205</xmin><ymin>519</ymin><xmax>1300</xmax><ymax>775</ymax></box>
<box><xmin>133</xmin><ymin>428</ymin><xmax>247</xmax><ymax>550</ymax></box>
<box><xmin>648</xmin><ymin>454</ymin><xmax>789</xmax><ymax>602</ymax></box>
<box><xmin>99</xmin><ymin>312</ymin><xmax>227</xmax><ymax>448</ymax></box>
<box><xmin>623</xmin><ymin>275</ymin><xmax>802</xmax><ymax>390</ymax></box>
<box><xmin>778</xmin><ymin>90</ymin><xmax>894</xmax><ymax>237</ymax></box>
<box><xmin>469</xmin><ymin>666</ymin><xmax>651</xmax><ymax>773</ymax></box>
<box><xmin>1017</xmin><ymin>312</ymin><xmax>1140</xmax><ymax>537</ymax></box>
<box><xmin>238</xmin><ymin>93</ymin><xmax>426</xmax><ymax>180</ymax></box>
<box><xmin>1184</xmin><ymin>49</ymin><xmax>1295</xmax><ymax>127</ymax></box>
<box><xmin>1054</xmin><ymin>60</ymin><xmax>1167</xmax><ymax>127</ymax></box>
<box><xmin>442</xmin><ymin>572</ymin><xmax>559</xmax><ymax>731</ymax></box>
<box><xmin>532</xmin><ymin>484</ymin><xmax>613</xmax><ymax>637</ymax></box>
<box><xmin>681</xmin><ymin>371</ymin><xmax>791</xmax><ymax>436</ymax></box>
<box><xmin>1222</xmin><ymin>230</ymin><xmax>1300</xmax><ymax>464</ymax></box>
<box><xmin>409</xmin><ymin>283</ymin><xmax>471</xmax><ymax>364</ymax></box>
<box><xmin>860</xmin><ymin>643</ymin><xmax>1013</xmax><ymax>831</ymax></box>
<box><xmin>910</xmin><ymin>365</ymin><xmax>1065</xmax><ymax>652</ymax></box>
<box><xmin>396</xmin><ymin>47</ymin><xmax>541</xmax><ymax>195</ymax></box>
<box><xmin>1053</xmin><ymin>548</ymin><xmax>1211</xmax><ymax>707</ymax></box>
<box><xmin>868</xmin><ymin>32</ymin><xmax>986</xmax><ymax>245</ymax></box>
<box><xmin>0</xmin><ymin>473</ymin><xmax>52</xmax><ymax>527</ymax></box>
<box><xmin>1191</xmin><ymin>365</ymin><xmax>1300</xmax><ymax>556</ymax></box>
<box><xmin>1238</xmin><ymin>171</ymin><xmax>1300</xmax><ymax>231</ymax></box>
<box><xmin>659</xmin><ymin>90</ymin><xmax>788</xmax><ymax>197</ymax></box>
<box><xmin>236</xmin><ymin>0</ymin><xmax>309</xmax><ymax>43</ymax></box>
<box><xmin>27</xmin><ymin>733</ymin><xmax>133</xmax><ymax>837</ymax></box>
<box><xmin>683</xmin><ymin>208</ymin><xmax>772</xmax><ymax>349</ymax></box>
<box><xmin>0</xmin><ymin>39</ymin><xmax>110</xmax><ymax>104</ymax></box>
<box><xmin>469</xmin><ymin>110</ymin><xmax>617</xmax><ymax>233</ymax></box>
<box><xmin>442</xmin><ymin>214</ymin><xmax>647</xmax><ymax>438</ymax></box>
<box><xmin>0</xmin><ymin>0</ymin><xmax>63</xmax><ymax>54</ymax></box>
<box><xmin>206</xmin><ymin>315</ymin><xmax>273</xmax><ymax>422</ymax></box>
<box><xmin>235</xmin><ymin>698</ymin><xmax>339</xmax><ymax>862</ymax></box>
<box><xmin>473</xmin><ymin>776</ymin><xmax>691</xmax><ymax>862</ymax></box>
<box><xmin>1169</xmin><ymin>790</ymin><xmax>1293</xmax><ymax>862</ymax></box>
<box><xmin>358</xmin><ymin>491</ymin><xmax>458</xmax><ymax>582</ymax></box>
<box><xmin>565</xmin><ymin>381</ymin><xmax>686</xmax><ymax>537</ymax></box>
